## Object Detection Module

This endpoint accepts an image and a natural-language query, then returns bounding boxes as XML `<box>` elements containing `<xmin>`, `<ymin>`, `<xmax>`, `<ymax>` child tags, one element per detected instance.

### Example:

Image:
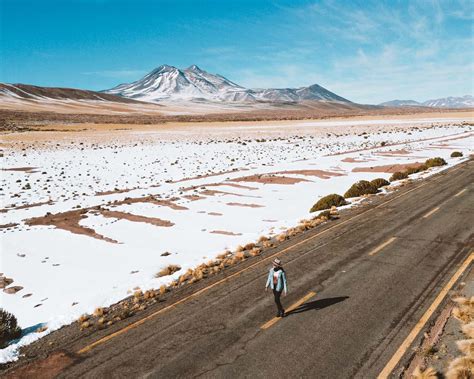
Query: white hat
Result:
<box><xmin>272</xmin><ymin>258</ymin><xmax>282</xmax><ymax>266</ymax></box>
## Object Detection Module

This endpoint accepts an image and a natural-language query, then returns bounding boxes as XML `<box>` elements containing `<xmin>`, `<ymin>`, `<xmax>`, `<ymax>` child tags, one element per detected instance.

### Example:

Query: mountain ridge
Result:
<box><xmin>380</xmin><ymin>95</ymin><xmax>473</xmax><ymax>108</ymax></box>
<box><xmin>103</xmin><ymin>64</ymin><xmax>351</xmax><ymax>104</ymax></box>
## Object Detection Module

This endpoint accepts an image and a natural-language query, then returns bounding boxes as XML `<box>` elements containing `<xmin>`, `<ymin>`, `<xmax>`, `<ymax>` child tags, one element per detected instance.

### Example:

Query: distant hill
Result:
<box><xmin>380</xmin><ymin>95</ymin><xmax>473</xmax><ymax>108</ymax></box>
<box><xmin>103</xmin><ymin>64</ymin><xmax>351</xmax><ymax>104</ymax></box>
<box><xmin>0</xmin><ymin>83</ymin><xmax>144</xmax><ymax>104</ymax></box>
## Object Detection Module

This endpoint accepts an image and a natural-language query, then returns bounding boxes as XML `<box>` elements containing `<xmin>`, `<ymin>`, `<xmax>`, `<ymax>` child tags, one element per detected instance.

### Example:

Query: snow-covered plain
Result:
<box><xmin>0</xmin><ymin>117</ymin><xmax>473</xmax><ymax>362</ymax></box>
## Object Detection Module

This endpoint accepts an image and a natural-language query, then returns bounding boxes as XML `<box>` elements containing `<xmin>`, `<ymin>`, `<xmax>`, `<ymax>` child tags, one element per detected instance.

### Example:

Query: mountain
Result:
<box><xmin>379</xmin><ymin>99</ymin><xmax>421</xmax><ymax>107</ymax></box>
<box><xmin>422</xmin><ymin>95</ymin><xmax>473</xmax><ymax>108</ymax></box>
<box><xmin>379</xmin><ymin>95</ymin><xmax>473</xmax><ymax>108</ymax></box>
<box><xmin>103</xmin><ymin>64</ymin><xmax>350</xmax><ymax>103</ymax></box>
<box><xmin>0</xmin><ymin>83</ymin><xmax>143</xmax><ymax>104</ymax></box>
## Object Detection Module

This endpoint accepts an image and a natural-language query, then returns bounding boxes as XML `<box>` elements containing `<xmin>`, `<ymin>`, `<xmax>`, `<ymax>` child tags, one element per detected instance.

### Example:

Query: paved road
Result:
<box><xmin>10</xmin><ymin>161</ymin><xmax>474</xmax><ymax>378</ymax></box>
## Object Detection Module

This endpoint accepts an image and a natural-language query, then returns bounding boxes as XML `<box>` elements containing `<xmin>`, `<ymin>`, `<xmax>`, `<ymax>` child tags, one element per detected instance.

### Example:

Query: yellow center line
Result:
<box><xmin>368</xmin><ymin>237</ymin><xmax>397</xmax><ymax>256</ymax></box>
<box><xmin>76</xmin><ymin>161</ymin><xmax>470</xmax><ymax>355</ymax></box>
<box><xmin>454</xmin><ymin>188</ymin><xmax>467</xmax><ymax>197</ymax></box>
<box><xmin>378</xmin><ymin>251</ymin><xmax>474</xmax><ymax>379</ymax></box>
<box><xmin>260</xmin><ymin>291</ymin><xmax>316</xmax><ymax>330</ymax></box>
<box><xmin>423</xmin><ymin>206</ymin><xmax>440</xmax><ymax>218</ymax></box>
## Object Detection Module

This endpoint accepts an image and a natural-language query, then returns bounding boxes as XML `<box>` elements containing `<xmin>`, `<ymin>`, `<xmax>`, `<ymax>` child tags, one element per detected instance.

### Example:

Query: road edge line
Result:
<box><xmin>377</xmin><ymin>251</ymin><xmax>474</xmax><ymax>378</ymax></box>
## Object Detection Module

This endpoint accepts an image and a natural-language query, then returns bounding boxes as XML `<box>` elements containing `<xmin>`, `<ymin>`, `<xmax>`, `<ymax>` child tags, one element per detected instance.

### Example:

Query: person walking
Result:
<box><xmin>265</xmin><ymin>258</ymin><xmax>288</xmax><ymax>317</ymax></box>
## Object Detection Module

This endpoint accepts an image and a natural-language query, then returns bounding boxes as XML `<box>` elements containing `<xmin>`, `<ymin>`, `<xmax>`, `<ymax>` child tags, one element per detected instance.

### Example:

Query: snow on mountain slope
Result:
<box><xmin>422</xmin><ymin>95</ymin><xmax>474</xmax><ymax>108</ymax></box>
<box><xmin>379</xmin><ymin>99</ymin><xmax>421</xmax><ymax>107</ymax></box>
<box><xmin>380</xmin><ymin>95</ymin><xmax>473</xmax><ymax>108</ymax></box>
<box><xmin>104</xmin><ymin>65</ymin><xmax>351</xmax><ymax>104</ymax></box>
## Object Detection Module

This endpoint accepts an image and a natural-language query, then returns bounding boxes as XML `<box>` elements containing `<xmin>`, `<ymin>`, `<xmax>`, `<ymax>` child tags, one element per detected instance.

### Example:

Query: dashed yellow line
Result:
<box><xmin>260</xmin><ymin>292</ymin><xmax>316</xmax><ymax>330</ymax></box>
<box><xmin>368</xmin><ymin>237</ymin><xmax>397</xmax><ymax>256</ymax></box>
<box><xmin>454</xmin><ymin>188</ymin><xmax>467</xmax><ymax>197</ymax></box>
<box><xmin>378</xmin><ymin>251</ymin><xmax>474</xmax><ymax>378</ymax></box>
<box><xmin>423</xmin><ymin>206</ymin><xmax>440</xmax><ymax>218</ymax></box>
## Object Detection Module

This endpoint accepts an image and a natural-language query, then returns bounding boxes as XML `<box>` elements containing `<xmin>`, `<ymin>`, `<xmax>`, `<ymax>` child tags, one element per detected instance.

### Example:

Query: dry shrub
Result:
<box><xmin>258</xmin><ymin>235</ymin><xmax>269</xmax><ymax>243</ymax></box>
<box><xmin>452</xmin><ymin>296</ymin><xmax>474</xmax><ymax>324</ymax></box>
<box><xmin>80</xmin><ymin>321</ymin><xmax>91</xmax><ymax>330</ymax></box>
<box><xmin>79</xmin><ymin>314</ymin><xmax>89</xmax><ymax>323</ymax></box>
<box><xmin>262</xmin><ymin>240</ymin><xmax>273</xmax><ymax>249</ymax></box>
<box><xmin>234</xmin><ymin>251</ymin><xmax>246</xmax><ymax>261</ymax></box>
<box><xmin>370</xmin><ymin>178</ymin><xmax>390</xmax><ymax>189</ymax></box>
<box><xmin>93</xmin><ymin>307</ymin><xmax>104</xmax><ymax>317</ymax></box>
<box><xmin>159</xmin><ymin>285</ymin><xmax>167</xmax><ymax>295</ymax></box>
<box><xmin>249</xmin><ymin>247</ymin><xmax>262</xmax><ymax>256</ymax></box>
<box><xmin>276</xmin><ymin>233</ymin><xmax>287</xmax><ymax>242</ymax></box>
<box><xmin>390</xmin><ymin>171</ymin><xmax>409</xmax><ymax>181</ymax></box>
<box><xmin>156</xmin><ymin>264</ymin><xmax>181</xmax><ymax>278</ymax></box>
<box><xmin>456</xmin><ymin>339</ymin><xmax>474</xmax><ymax>356</ymax></box>
<box><xmin>310</xmin><ymin>194</ymin><xmax>348</xmax><ymax>212</ymax></box>
<box><xmin>462</xmin><ymin>323</ymin><xmax>474</xmax><ymax>339</ymax></box>
<box><xmin>412</xmin><ymin>366</ymin><xmax>438</xmax><ymax>379</ymax></box>
<box><xmin>406</xmin><ymin>165</ymin><xmax>428</xmax><ymax>175</ymax></box>
<box><xmin>425</xmin><ymin>157</ymin><xmax>447</xmax><ymax>168</ymax></box>
<box><xmin>445</xmin><ymin>356</ymin><xmax>474</xmax><ymax>379</ymax></box>
<box><xmin>243</xmin><ymin>242</ymin><xmax>256</xmax><ymax>251</ymax></box>
<box><xmin>451</xmin><ymin>151</ymin><xmax>463</xmax><ymax>158</ymax></box>
<box><xmin>235</xmin><ymin>245</ymin><xmax>245</xmax><ymax>253</ymax></box>
<box><xmin>0</xmin><ymin>309</ymin><xmax>21</xmax><ymax>348</ymax></box>
<box><xmin>344</xmin><ymin>180</ymin><xmax>379</xmax><ymax>198</ymax></box>
<box><xmin>216</xmin><ymin>252</ymin><xmax>229</xmax><ymax>259</ymax></box>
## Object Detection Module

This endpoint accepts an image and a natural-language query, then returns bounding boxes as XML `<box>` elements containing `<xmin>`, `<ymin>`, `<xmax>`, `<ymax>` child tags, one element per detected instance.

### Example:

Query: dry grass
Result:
<box><xmin>445</xmin><ymin>356</ymin><xmax>474</xmax><ymax>379</ymax></box>
<box><xmin>451</xmin><ymin>151</ymin><xmax>463</xmax><ymax>158</ymax></box>
<box><xmin>93</xmin><ymin>307</ymin><xmax>104</xmax><ymax>317</ymax></box>
<box><xmin>462</xmin><ymin>322</ymin><xmax>474</xmax><ymax>338</ymax></box>
<box><xmin>156</xmin><ymin>264</ymin><xmax>181</xmax><ymax>278</ymax></box>
<box><xmin>456</xmin><ymin>339</ymin><xmax>474</xmax><ymax>356</ymax></box>
<box><xmin>249</xmin><ymin>247</ymin><xmax>262</xmax><ymax>256</ymax></box>
<box><xmin>425</xmin><ymin>157</ymin><xmax>447</xmax><ymax>168</ymax></box>
<box><xmin>412</xmin><ymin>366</ymin><xmax>438</xmax><ymax>379</ymax></box>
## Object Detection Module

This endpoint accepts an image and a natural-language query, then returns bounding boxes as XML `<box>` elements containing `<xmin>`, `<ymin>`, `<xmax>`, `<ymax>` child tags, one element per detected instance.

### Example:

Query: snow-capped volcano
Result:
<box><xmin>103</xmin><ymin>65</ymin><xmax>350</xmax><ymax>103</ymax></box>
<box><xmin>379</xmin><ymin>95</ymin><xmax>474</xmax><ymax>108</ymax></box>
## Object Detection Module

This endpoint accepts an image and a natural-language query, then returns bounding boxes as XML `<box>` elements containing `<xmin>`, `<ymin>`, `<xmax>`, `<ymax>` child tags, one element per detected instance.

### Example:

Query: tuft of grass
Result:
<box><xmin>344</xmin><ymin>180</ymin><xmax>379</xmax><ymax>198</ymax></box>
<box><xmin>370</xmin><ymin>178</ymin><xmax>390</xmax><ymax>189</ymax></box>
<box><xmin>445</xmin><ymin>356</ymin><xmax>474</xmax><ymax>379</ymax></box>
<box><xmin>93</xmin><ymin>307</ymin><xmax>104</xmax><ymax>317</ymax></box>
<box><xmin>0</xmin><ymin>309</ymin><xmax>22</xmax><ymax>348</ymax></box>
<box><xmin>310</xmin><ymin>194</ymin><xmax>348</xmax><ymax>212</ymax></box>
<box><xmin>412</xmin><ymin>366</ymin><xmax>437</xmax><ymax>379</ymax></box>
<box><xmin>425</xmin><ymin>157</ymin><xmax>447</xmax><ymax>168</ymax></box>
<box><xmin>451</xmin><ymin>151</ymin><xmax>463</xmax><ymax>158</ymax></box>
<box><xmin>462</xmin><ymin>322</ymin><xmax>474</xmax><ymax>338</ymax></box>
<box><xmin>390</xmin><ymin>171</ymin><xmax>409</xmax><ymax>181</ymax></box>
<box><xmin>405</xmin><ymin>165</ymin><xmax>428</xmax><ymax>175</ymax></box>
<box><xmin>456</xmin><ymin>339</ymin><xmax>474</xmax><ymax>356</ymax></box>
<box><xmin>156</xmin><ymin>264</ymin><xmax>181</xmax><ymax>278</ymax></box>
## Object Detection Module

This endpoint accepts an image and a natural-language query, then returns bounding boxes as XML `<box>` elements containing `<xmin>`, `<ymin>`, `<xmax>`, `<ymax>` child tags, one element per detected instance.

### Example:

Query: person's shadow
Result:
<box><xmin>286</xmin><ymin>296</ymin><xmax>349</xmax><ymax>316</ymax></box>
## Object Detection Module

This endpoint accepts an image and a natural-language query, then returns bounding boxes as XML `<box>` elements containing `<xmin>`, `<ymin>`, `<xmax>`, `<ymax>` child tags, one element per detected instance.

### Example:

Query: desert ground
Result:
<box><xmin>0</xmin><ymin>110</ymin><xmax>473</xmax><ymax>362</ymax></box>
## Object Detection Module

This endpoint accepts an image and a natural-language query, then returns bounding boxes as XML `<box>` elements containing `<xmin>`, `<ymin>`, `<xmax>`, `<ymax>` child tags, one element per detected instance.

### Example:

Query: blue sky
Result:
<box><xmin>1</xmin><ymin>0</ymin><xmax>473</xmax><ymax>103</ymax></box>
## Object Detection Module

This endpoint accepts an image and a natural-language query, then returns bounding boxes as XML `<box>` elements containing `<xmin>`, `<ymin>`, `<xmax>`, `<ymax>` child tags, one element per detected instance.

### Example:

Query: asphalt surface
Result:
<box><xmin>9</xmin><ymin>160</ymin><xmax>474</xmax><ymax>378</ymax></box>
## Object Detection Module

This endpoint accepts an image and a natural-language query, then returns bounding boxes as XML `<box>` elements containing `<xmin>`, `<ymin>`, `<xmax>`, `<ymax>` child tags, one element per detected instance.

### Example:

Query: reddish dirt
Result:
<box><xmin>0</xmin><ymin>223</ymin><xmax>19</xmax><ymax>229</ymax></box>
<box><xmin>25</xmin><ymin>209</ymin><xmax>118</xmax><ymax>243</ymax></box>
<box><xmin>171</xmin><ymin>169</ymin><xmax>245</xmax><ymax>183</ymax></box>
<box><xmin>110</xmin><ymin>196</ymin><xmax>188</xmax><ymax>210</ymax></box>
<box><xmin>231</xmin><ymin>174</ymin><xmax>310</xmax><ymax>185</ymax></box>
<box><xmin>1</xmin><ymin>201</ymin><xmax>54</xmax><ymax>213</ymax></box>
<box><xmin>1</xmin><ymin>167</ymin><xmax>38</xmax><ymax>173</ymax></box>
<box><xmin>210</xmin><ymin>230</ymin><xmax>242</xmax><ymax>236</ymax></box>
<box><xmin>3</xmin><ymin>350</ymin><xmax>77</xmax><ymax>379</ymax></box>
<box><xmin>96</xmin><ymin>188</ymin><xmax>136</xmax><ymax>196</ymax></box>
<box><xmin>341</xmin><ymin>157</ymin><xmax>371</xmax><ymax>163</ymax></box>
<box><xmin>208</xmin><ymin>212</ymin><xmax>223</xmax><ymax>216</ymax></box>
<box><xmin>100</xmin><ymin>210</ymin><xmax>174</xmax><ymax>227</ymax></box>
<box><xmin>200</xmin><ymin>189</ymin><xmax>261</xmax><ymax>198</ymax></box>
<box><xmin>183</xmin><ymin>194</ymin><xmax>205</xmax><ymax>201</ymax></box>
<box><xmin>226</xmin><ymin>202</ymin><xmax>265</xmax><ymax>208</ymax></box>
<box><xmin>272</xmin><ymin>169</ymin><xmax>345</xmax><ymax>179</ymax></box>
<box><xmin>352</xmin><ymin>162</ymin><xmax>424</xmax><ymax>173</ymax></box>
<box><xmin>374</xmin><ymin>149</ymin><xmax>411</xmax><ymax>155</ymax></box>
